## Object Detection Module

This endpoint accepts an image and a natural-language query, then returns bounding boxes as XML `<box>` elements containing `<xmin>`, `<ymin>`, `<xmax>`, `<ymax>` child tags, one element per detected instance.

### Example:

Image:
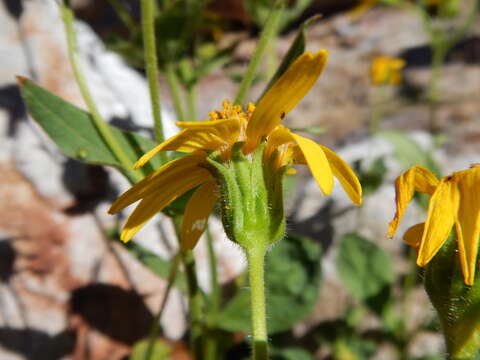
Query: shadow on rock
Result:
<box><xmin>0</xmin><ymin>85</ymin><xmax>27</xmax><ymax>137</ymax></box>
<box><xmin>69</xmin><ymin>284</ymin><xmax>154</xmax><ymax>345</ymax></box>
<box><xmin>0</xmin><ymin>327</ymin><xmax>75</xmax><ymax>360</ymax></box>
<box><xmin>0</xmin><ymin>239</ymin><xmax>16</xmax><ymax>283</ymax></box>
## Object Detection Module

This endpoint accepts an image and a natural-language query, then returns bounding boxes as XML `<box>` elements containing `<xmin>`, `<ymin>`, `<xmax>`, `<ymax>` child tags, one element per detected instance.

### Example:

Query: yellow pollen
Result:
<box><xmin>208</xmin><ymin>100</ymin><xmax>253</xmax><ymax>122</ymax></box>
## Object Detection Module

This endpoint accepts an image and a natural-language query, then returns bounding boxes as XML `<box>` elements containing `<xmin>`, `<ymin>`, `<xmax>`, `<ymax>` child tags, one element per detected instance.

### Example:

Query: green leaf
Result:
<box><xmin>130</xmin><ymin>339</ymin><xmax>171</xmax><ymax>360</ymax></box>
<box><xmin>353</xmin><ymin>157</ymin><xmax>387</xmax><ymax>197</ymax></box>
<box><xmin>379</xmin><ymin>130</ymin><xmax>441</xmax><ymax>176</ymax></box>
<box><xmin>124</xmin><ymin>242</ymin><xmax>187</xmax><ymax>293</ymax></box>
<box><xmin>18</xmin><ymin>78</ymin><xmax>163</xmax><ymax>176</ymax></box>
<box><xmin>337</xmin><ymin>233</ymin><xmax>394</xmax><ymax>301</ymax></box>
<box><xmin>218</xmin><ymin>233</ymin><xmax>322</xmax><ymax>334</ymax></box>
<box><xmin>271</xmin><ymin>347</ymin><xmax>312</xmax><ymax>360</ymax></box>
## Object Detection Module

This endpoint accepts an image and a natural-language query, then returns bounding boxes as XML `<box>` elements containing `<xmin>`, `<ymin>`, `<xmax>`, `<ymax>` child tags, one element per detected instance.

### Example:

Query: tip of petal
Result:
<box><xmin>120</xmin><ymin>229</ymin><xmax>134</xmax><ymax>243</ymax></box>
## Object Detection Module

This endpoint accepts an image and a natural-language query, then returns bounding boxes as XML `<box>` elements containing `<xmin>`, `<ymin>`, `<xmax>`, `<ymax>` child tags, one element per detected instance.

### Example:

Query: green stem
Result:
<box><xmin>427</xmin><ymin>39</ymin><xmax>447</xmax><ymax>133</ymax></box>
<box><xmin>107</xmin><ymin>0</ymin><xmax>136</xmax><ymax>33</ymax></box>
<box><xmin>140</xmin><ymin>0</ymin><xmax>167</xmax><ymax>162</ymax></box>
<box><xmin>181</xmin><ymin>249</ymin><xmax>204</xmax><ymax>358</ymax></box>
<box><xmin>172</xmin><ymin>216</ymin><xmax>203</xmax><ymax>359</ymax></box>
<box><xmin>187</xmin><ymin>84</ymin><xmax>197</xmax><ymax>122</ymax></box>
<box><xmin>60</xmin><ymin>2</ymin><xmax>141</xmax><ymax>184</ymax></box>
<box><xmin>369</xmin><ymin>85</ymin><xmax>386</xmax><ymax>134</ymax></box>
<box><xmin>165</xmin><ymin>62</ymin><xmax>187</xmax><ymax>123</ymax></box>
<box><xmin>144</xmin><ymin>253</ymin><xmax>181</xmax><ymax>360</ymax></box>
<box><xmin>247</xmin><ymin>246</ymin><xmax>268</xmax><ymax>360</ymax></box>
<box><xmin>204</xmin><ymin>228</ymin><xmax>220</xmax><ymax>360</ymax></box>
<box><xmin>234</xmin><ymin>1</ymin><xmax>284</xmax><ymax>105</ymax></box>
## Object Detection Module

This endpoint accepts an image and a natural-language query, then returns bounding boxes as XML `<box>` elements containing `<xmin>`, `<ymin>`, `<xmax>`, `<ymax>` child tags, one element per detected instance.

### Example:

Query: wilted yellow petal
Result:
<box><xmin>109</xmin><ymin>154</ymin><xmax>210</xmax><ymax>214</ymax></box>
<box><xmin>290</xmin><ymin>133</ymin><xmax>333</xmax><ymax>196</ymax></box>
<box><xmin>452</xmin><ymin>167</ymin><xmax>480</xmax><ymax>285</ymax></box>
<box><xmin>181</xmin><ymin>181</ymin><xmax>219</xmax><ymax>250</ymax></box>
<box><xmin>403</xmin><ymin>223</ymin><xmax>424</xmax><ymax>249</ymax></box>
<box><xmin>320</xmin><ymin>145</ymin><xmax>362</xmax><ymax>206</ymax></box>
<box><xmin>387</xmin><ymin>166</ymin><xmax>439</xmax><ymax>237</ymax></box>
<box><xmin>264</xmin><ymin>125</ymin><xmax>294</xmax><ymax>161</ymax></box>
<box><xmin>417</xmin><ymin>178</ymin><xmax>458</xmax><ymax>267</ymax></box>
<box><xmin>119</xmin><ymin>169</ymin><xmax>213</xmax><ymax>242</ymax></box>
<box><xmin>245</xmin><ymin>50</ymin><xmax>328</xmax><ymax>152</ymax></box>
<box><xmin>134</xmin><ymin>129</ymin><xmax>225</xmax><ymax>168</ymax></box>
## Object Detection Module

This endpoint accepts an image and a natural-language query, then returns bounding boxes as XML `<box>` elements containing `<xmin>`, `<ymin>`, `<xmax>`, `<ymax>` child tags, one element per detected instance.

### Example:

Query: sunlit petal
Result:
<box><xmin>417</xmin><ymin>178</ymin><xmax>458</xmax><ymax>267</ymax></box>
<box><xmin>290</xmin><ymin>133</ymin><xmax>333</xmax><ymax>196</ymax></box>
<box><xmin>320</xmin><ymin>145</ymin><xmax>362</xmax><ymax>206</ymax></box>
<box><xmin>134</xmin><ymin>129</ymin><xmax>225</xmax><ymax>168</ymax></box>
<box><xmin>403</xmin><ymin>223</ymin><xmax>424</xmax><ymax>249</ymax></box>
<box><xmin>264</xmin><ymin>125</ymin><xmax>294</xmax><ymax>161</ymax></box>
<box><xmin>387</xmin><ymin>166</ymin><xmax>439</xmax><ymax>237</ymax></box>
<box><xmin>181</xmin><ymin>181</ymin><xmax>219</xmax><ymax>250</ymax></box>
<box><xmin>119</xmin><ymin>169</ymin><xmax>213</xmax><ymax>242</ymax></box>
<box><xmin>109</xmin><ymin>154</ymin><xmax>210</xmax><ymax>214</ymax></box>
<box><xmin>176</xmin><ymin>118</ymin><xmax>242</xmax><ymax>142</ymax></box>
<box><xmin>245</xmin><ymin>50</ymin><xmax>328</xmax><ymax>152</ymax></box>
<box><xmin>453</xmin><ymin>168</ymin><xmax>480</xmax><ymax>285</ymax></box>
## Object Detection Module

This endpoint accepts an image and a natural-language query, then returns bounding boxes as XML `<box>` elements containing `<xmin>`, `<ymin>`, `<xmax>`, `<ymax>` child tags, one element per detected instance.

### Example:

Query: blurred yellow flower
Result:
<box><xmin>109</xmin><ymin>51</ymin><xmax>362</xmax><ymax>249</ymax></box>
<box><xmin>370</xmin><ymin>56</ymin><xmax>406</xmax><ymax>86</ymax></box>
<box><xmin>388</xmin><ymin>165</ymin><xmax>480</xmax><ymax>285</ymax></box>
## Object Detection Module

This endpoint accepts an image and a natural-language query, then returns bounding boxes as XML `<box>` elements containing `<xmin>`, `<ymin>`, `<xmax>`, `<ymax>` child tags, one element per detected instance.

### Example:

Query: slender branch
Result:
<box><xmin>60</xmin><ymin>2</ymin><xmax>141</xmax><ymax>183</ymax></box>
<box><xmin>234</xmin><ymin>1</ymin><xmax>285</xmax><ymax>105</ymax></box>
<box><xmin>141</xmin><ymin>0</ymin><xmax>167</xmax><ymax>163</ymax></box>
<box><xmin>165</xmin><ymin>62</ymin><xmax>187</xmax><ymax>123</ymax></box>
<box><xmin>144</xmin><ymin>253</ymin><xmax>181</xmax><ymax>360</ymax></box>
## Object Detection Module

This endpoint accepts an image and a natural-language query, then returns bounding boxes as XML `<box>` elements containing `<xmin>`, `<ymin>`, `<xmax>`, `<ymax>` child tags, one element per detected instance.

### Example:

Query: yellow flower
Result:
<box><xmin>370</xmin><ymin>56</ymin><xmax>406</xmax><ymax>86</ymax></box>
<box><xmin>109</xmin><ymin>51</ymin><xmax>362</xmax><ymax>249</ymax></box>
<box><xmin>388</xmin><ymin>165</ymin><xmax>480</xmax><ymax>285</ymax></box>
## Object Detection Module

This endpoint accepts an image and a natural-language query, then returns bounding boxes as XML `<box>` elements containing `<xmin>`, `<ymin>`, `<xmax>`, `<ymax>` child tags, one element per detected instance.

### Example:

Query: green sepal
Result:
<box><xmin>206</xmin><ymin>142</ymin><xmax>285</xmax><ymax>251</ymax></box>
<box><xmin>424</xmin><ymin>231</ymin><xmax>480</xmax><ymax>359</ymax></box>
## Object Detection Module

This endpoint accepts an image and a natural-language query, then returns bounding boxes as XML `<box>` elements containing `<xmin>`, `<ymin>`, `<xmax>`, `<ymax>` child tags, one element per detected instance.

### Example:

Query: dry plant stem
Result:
<box><xmin>247</xmin><ymin>245</ymin><xmax>268</xmax><ymax>360</ymax></box>
<box><xmin>144</xmin><ymin>253</ymin><xmax>181</xmax><ymax>360</ymax></box>
<box><xmin>234</xmin><ymin>0</ymin><xmax>285</xmax><ymax>105</ymax></box>
<box><xmin>141</xmin><ymin>0</ymin><xmax>167</xmax><ymax>161</ymax></box>
<box><xmin>60</xmin><ymin>3</ymin><xmax>141</xmax><ymax>183</ymax></box>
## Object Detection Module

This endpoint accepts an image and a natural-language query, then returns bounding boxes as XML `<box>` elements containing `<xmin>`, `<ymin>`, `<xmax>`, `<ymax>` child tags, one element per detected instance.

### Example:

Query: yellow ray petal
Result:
<box><xmin>134</xmin><ymin>129</ymin><xmax>225</xmax><ymax>169</ymax></box>
<box><xmin>320</xmin><ymin>145</ymin><xmax>362</xmax><ymax>206</ymax></box>
<box><xmin>109</xmin><ymin>154</ymin><xmax>210</xmax><ymax>214</ymax></box>
<box><xmin>120</xmin><ymin>169</ymin><xmax>212</xmax><ymax>242</ymax></box>
<box><xmin>387</xmin><ymin>166</ymin><xmax>439</xmax><ymax>237</ymax></box>
<box><xmin>181</xmin><ymin>181</ymin><xmax>219</xmax><ymax>251</ymax></box>
<box><xmin>452</xmin><ymin>168</ymin><xmax>480</xmax><ymax>285</ymax></box>
<box><xmin>403</xmin><ymin>223</ymin><xmax>424</xmax><ymax>249</ymax></box>
<box><xmin>176</xmin><ymin>118</ymin><xmax>242</xmax><ymax>138</ymax></box>
<box><xmin>417</xmin><ymin>178</ymin><xmax>458</xmax><ymax>267</ymax></box>
<box><xmin>290</xmin><ymin>133</ymin><xmax>333</xmax><ymax>196</ymax></box>
<box><xmin>264</xmin><ymin>125</ymin><xmax>294</xmax><ymax>161</ymax></box>
<box><xmin>245</xmin><ymin>50</ymin><xmax>328</xmax><ymax>152</ymax></box>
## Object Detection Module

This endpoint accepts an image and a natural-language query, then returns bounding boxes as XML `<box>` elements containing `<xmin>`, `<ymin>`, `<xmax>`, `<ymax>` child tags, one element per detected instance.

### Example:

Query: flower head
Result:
<box><xmin>388</xmin><ymin>164</ymin><xmax>480</xmax><ymax>285</ymax></box>
<box><xmin>109</xmin><ymin>51</ymin><xmax>362</xmax><ymax>250</ymax></box>
<box><xmin>370</xmin><ymin>56</ymin><xmax>406</xmax><ymax>86</ymax></box>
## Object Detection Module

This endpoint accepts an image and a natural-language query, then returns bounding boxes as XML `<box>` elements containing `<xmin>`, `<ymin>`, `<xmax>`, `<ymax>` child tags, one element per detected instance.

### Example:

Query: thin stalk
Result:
<box><xmin>141</xmin><ymin>0</ymin><xmax>167</xmax><ymax>163</ymax></box>
<box><xmin>234</xmin><ymin>1</ymin><xmax>285</xmax><ymax>105</ymax></box>
<box><xmin>181</xmin><ymin>249</ymin><xmax>204</xmax><ymax>358</ymax></box>
<box><xmin>60</xmin><ymin>3</ymin><xmax>141</xmax><ymax>183</ymax></box>
<box><xmin>107</xmin><ymin>0</ymin><xmax>136</xmax><ymax>33</ymax></box>
<box><xmin>427</xmin><ymin>38</ymin><xmax>447</xmax><ymax>133</ymax></box>
<box><xmin>165</xmin><ymin>62</ymin><xmax>187</xmax><ymax>123</ymax></box>
<box><xmin>186</xmin><ymin>84</ymin><xmax>197</xmax><ymax>122</ymax></box>
<box><xmin>369</xmin><ymin>85</ymin><xmax>386</xmax><ymax>134</ymax></box>
<box><xmin>144</xmin><ymin>253</ymin><xmax>181</xmax><ymax>360</ymax></box>
<box><xmin>204</xmin><ymin>228</ymin><xmax>220</xmax><ymax>360</ymax></box>
<box><xmin>247</xmin><ymin>246</ymin><xmax>268</xmax><ymax>360</ymax></box>
<box><xmin>172</xmin><ymin>216</ymin><xmax>203</xmax><ymax>359</ymax></box>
